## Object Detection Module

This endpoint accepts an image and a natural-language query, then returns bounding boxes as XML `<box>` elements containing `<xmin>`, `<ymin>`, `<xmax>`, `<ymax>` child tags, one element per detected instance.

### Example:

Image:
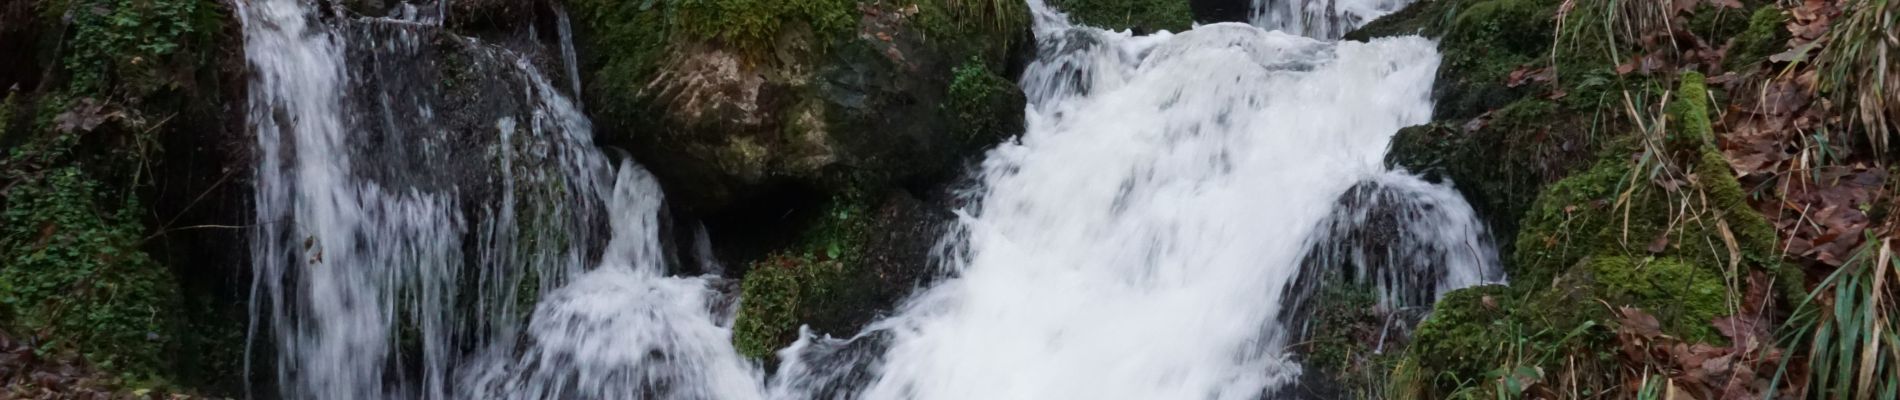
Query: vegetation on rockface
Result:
<box><xmin>732</xmin><ymin>195</ymin><xmax>876</xmax><ymax>360</ymax></box>
<box><xmin>0</xmin><ymin>0</ymin><xmax>244</xmax><ymax>395</ymax></box>
<box><xmin>1289</xmin><ymin>279</ymin><xmax>1413</xmax><ymax>400</ymax></box>
<box><xmin>730</xmin><ymin>189</ymin><xmax>951</xmax><ymax>361</ymax></box>
<box><xmin>1054</xmin><ymin>0</ymin><xmax>1194</xmax><ymax>32</ymax></box>
<box><xmin>0</xmin><ymin>98</ymin><xmax>182</xmax><ymax>388</ymax></box>
<box><xmin>1341</xmin><ymin>0</ymin><xmax>1900</xmax><ymax>395</ymax></box>
<box><xmin>1392</xmin><ymin>71</ymin><xmax>1788</xmax><ymax>398</ymax></box>
<box><xmin>946</xmin><ymin>56</ymin><xmax>1022</xmax><ymax>145</ymax></box>
<box><xmin>57</xmin><ymin>0</ymin><xmax>219</xmax><ymax>97</ymax></box>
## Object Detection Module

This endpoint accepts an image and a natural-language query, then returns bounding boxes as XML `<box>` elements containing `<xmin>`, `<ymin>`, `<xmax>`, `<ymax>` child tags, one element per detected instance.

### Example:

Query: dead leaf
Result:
<box><xmin>1619</xmin><ymin>307</ymin><xmax>1663</xmax><ymax>338</ymax></box>
<box><xmin>1648</xmin><ymin>232</ymin><xmax>1672</xmax><ymax>254</ymax></box>
<box><xmin>52</xmin><ymin>98</ymin><xmax>117</xmax><ymax>133</ymax></box>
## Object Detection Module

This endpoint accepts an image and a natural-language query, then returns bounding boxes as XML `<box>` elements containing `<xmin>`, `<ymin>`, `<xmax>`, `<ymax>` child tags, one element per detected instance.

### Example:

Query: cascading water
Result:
<box><xmin>240</xmin><ymin>0</ymin><xmax>1499</xmax><ymax>398</ymax></box>
<box><xmin>1250</xmin><ymin>0</ymin><xmax>1412</xmax><ymax>39</ymax></box>
<box><xmin>240</xmin><ymin>0</ymin><xmax>754</xmax><ymax>398</ymax></box>
<box><xmin>768</xmin><ymin>1</ymin><xmax>1500</xmax><ymax>399</ymax></box>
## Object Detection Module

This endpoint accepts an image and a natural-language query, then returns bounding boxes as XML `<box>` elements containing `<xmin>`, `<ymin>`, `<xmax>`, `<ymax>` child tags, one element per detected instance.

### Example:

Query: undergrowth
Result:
<box><xmin>59</xmin><ymin>0</ymin><xmax>220</xmax><ymax>97</ymax></box>
<box><xmin>0</xmin><ymin>96</ymin><xmax>179</xmax><ymax>383</ymax></box>
<box><xmin>1770</xmin><ymin>239</ymin><xmax>1899</xmax><ymax>398</ymax></box>
<box><xmin>1813</xmin><ymin>0</ymin><xmax>1900</xmax><ymax>156</ymax></box>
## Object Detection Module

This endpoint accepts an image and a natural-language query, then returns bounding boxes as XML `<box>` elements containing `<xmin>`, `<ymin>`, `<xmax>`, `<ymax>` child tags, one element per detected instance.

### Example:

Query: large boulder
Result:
<box><xmin>569</xmin><ymin>0</ymin><xmax>1031</xmax><ymax>214</ymax></box>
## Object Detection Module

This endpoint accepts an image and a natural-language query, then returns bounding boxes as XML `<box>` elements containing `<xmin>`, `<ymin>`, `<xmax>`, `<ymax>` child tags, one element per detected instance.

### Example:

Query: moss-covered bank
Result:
<box><xmin>1338</xmin><ymin>0</ymin><xmax>1804</xmax><ymax>396</ymax></box>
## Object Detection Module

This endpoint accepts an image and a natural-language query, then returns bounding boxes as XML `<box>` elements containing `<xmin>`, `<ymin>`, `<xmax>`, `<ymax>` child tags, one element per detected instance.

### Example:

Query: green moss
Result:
<box><xmin>1408</xmin><ymin>285</ymin><xmax>1516</xmax><ymax>386</ymax></box>
<box><xmin>1725</xmin><ymin>7</ymin><xmax>1789</xmax><ymax>75</ymax></box>
<box><xmin>731</xmin><ymin>196</ymin><xmax>878</xmax><ymax>360</ymax></box>
<box><xmin>919</xmin><ymin>0</ymin><xmax>1030</xmax><ymax>51</ymax></box>
<box><xmin>674</xmin><ymin>0</ymin><xmax>856</xmax><ymax>56</ymax></box>
<box><xmin>946</xmin><ymin>56</ymin><xmax>1019</xmax><ymax>145</ymax></box>
<box><xmin>1405</xmin><ymin>72</ymin><xmax>1791</xmax><ymax>397</ymax></box>
<box><xmin>0</xmin><ymin>166</ymin><xmax>181</xmax><ymax>380</ymax></box>
<box><xmin>1586</xmin><ymin>256</ymin><xmax>1726</xmax><ymax>341</ymax></box>
<box><xmin>1058</xmin><ymin>0</ymin><xmax>1194</xmax><ymax>32</ymax></box>
<box><xmin>1431</xmin><ymin>0</ymin><xmax>1559</xmax><ymax>119</ymax></box>
<box><xmin>1298</xmin><ymin>281</ymin><xmax>1405</xmax><ymax>398</ymax></box>
<box><xmin>1401</xmin><ymin>284</ymin><xmax>1620</xmax><ymax>398</ymax></box>
<box><xmin>1400</xmin><ymin>281</ymin><xmax>1626</xmax><ymax>398</ymax></box>
<box><xmin>569</xmin><ymin>0</ymin><xmax>678</xmax><ymax>122</ymax></box>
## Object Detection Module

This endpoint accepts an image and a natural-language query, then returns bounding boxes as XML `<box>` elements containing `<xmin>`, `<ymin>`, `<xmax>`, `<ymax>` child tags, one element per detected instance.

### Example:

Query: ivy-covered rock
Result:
<box><xmin>570</xmin><ymin>0</ymin><xmax>1030</xmax><ymax>212</ymax></box>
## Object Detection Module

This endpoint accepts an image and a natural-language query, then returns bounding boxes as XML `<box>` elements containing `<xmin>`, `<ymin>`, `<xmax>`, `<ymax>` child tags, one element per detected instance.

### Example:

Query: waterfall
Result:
<box><xmin>1250</xmin><ymin>0</ymin><xmax>1413</xmax><ymax>39</ymax></box>
<box><xmin>239</xmin><ymin>0</ymin><xmax>752</xmax><ymax>398</ymax></box>
<box><xmin>768</xmin><ymin>1</ymin><xmax>1498</xmax><ymax>399</ymax></box>
<box><xmin>238</xmin><ymin>0</ymin><xmax>1497</xmax><ymax>398</ymax></box>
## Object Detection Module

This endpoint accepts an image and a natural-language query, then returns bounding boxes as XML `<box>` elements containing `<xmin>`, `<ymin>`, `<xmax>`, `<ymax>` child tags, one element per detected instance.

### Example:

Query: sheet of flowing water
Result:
<box><xmin>240</xmin><ymin>0</ymin><xmax>756</xmax><ymax>398</ymax></box>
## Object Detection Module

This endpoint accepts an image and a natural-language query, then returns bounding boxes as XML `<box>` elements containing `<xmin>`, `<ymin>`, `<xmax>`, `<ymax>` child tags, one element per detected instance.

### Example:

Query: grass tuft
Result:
<box><xmin>1814</xmin><ymin>0</ymin><xmax>1900</xmax><ymax>157</ymax></box>
<box><xmin>1770</xmin><ymin>238</ymin><xmax>1900</xmax><ymax>398</ymax></box>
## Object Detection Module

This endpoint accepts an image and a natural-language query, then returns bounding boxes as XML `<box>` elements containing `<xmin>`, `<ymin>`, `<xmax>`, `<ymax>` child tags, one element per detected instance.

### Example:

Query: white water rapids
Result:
<box><xmin>238</xmin><ymin>0</ymin><xmax>1498</xmax><ymax>399</ymax></box>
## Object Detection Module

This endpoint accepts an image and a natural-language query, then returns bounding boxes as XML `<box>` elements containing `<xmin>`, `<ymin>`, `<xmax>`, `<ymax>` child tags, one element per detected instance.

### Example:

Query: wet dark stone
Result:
<box><xmin>1190</xmin><ymin>0</ymin><xmax>1253</xmax><ymax>24</ymax></box>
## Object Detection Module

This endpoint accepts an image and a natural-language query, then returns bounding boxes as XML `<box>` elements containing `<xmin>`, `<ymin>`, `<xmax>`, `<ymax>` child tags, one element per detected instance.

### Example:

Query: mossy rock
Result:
<box><xmin>572</xmin><ymin>0</ymin><xmax>1031</xmax><ymax>212</ymax></box>
<box><xmin>1399</xmin><ymin>282</ymin><xmax>1623</xmax><ymax>398</ymax></box>
<box><xmin>1581</xmin><ymin>256</ymin><xmax>1727</xmax><ymax>341</ymax></box>
<box><xmin>1511</xmin><ymin>73</ymin><xmax>1784</xmax><ymax>287</ymax></box>
<box><xmin>1285</xmin><ymin>280</ymin><xmax>1408</xmax><ymax>399</ymax></box>
<box><xmin>1720</xmin><ymin>7</ymin><xmax>1790</xmax><ymax>79</ymax></box>
<box><xmin>1397</xmin><ymin>72</ymin><xmax>1791</xmax><ymax>398</ymax></box>
<box><xmin>1055</xmin><ymin>0</ymin><xmax>1194</xmax><ymax>32</ymax></box>
<box><xmin>1400</xmin><ymin>284</ymin><xmax>1620</xmax><ymax>398</ymax></box>
<box><xmin>1406</xmin><ymin>285</ymin><xmax>1517</xmax><ymax>384</ymax></box>
<box><xmin>731</xmin><ymin>191</ymin><xmax>951</xmax><ymax>360</ymax></box>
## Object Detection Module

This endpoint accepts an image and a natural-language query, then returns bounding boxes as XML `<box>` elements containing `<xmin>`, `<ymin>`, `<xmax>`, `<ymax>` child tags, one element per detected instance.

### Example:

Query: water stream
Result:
<box><xmin>238</xmin><ymin>0</ymin><xmax>1498</xmax><ymax>399</ymax></box>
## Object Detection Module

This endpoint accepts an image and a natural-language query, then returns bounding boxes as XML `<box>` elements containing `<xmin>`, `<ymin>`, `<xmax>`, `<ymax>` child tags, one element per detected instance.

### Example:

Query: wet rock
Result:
<box><xmin>1190</xmin><ymin>0</ymin><xmax>1251</xmax><ymax>24</ymax></box>
<box><xmin>1279</xmin><ymin>175</ymin><xmax>1501</xmax><ymax>398</ymax></box>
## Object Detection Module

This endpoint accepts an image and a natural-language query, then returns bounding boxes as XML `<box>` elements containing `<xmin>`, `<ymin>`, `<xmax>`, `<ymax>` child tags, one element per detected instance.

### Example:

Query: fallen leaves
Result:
<box><xmin>1612</xmin><ymin>272</ymin><xmax>1799</xmax><ymax>400</ymax></box>
<box><xmin>52</xmin><ymin>98</ymin><xmax>124</xmax><ymax>134</ymax></box>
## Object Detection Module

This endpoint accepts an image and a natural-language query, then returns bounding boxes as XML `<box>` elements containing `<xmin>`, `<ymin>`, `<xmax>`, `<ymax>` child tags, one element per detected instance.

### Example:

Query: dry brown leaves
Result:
<box><xmin>1610</xmin><ymin>0</ymin><xmax>1742</xmax><ymax>78</ymax></box>
<box><xmin>858</xmin><ymin>2</ymin><xmax>921</xmax><ymax>69</ymax></box>
<box><xmin>1613</xmin><ymin>272</ymin><xmax>1802</xmax><ymax>400</ymax></box>
<box><xmin>0</xmin><ymin>330</ymin><xmax>205</xmax><ymax>399</ymax></box>
<box><xmin>1717</xmin><ymin>0</ymin><xmax>1891</xmax><ymax>268</ymax></box>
